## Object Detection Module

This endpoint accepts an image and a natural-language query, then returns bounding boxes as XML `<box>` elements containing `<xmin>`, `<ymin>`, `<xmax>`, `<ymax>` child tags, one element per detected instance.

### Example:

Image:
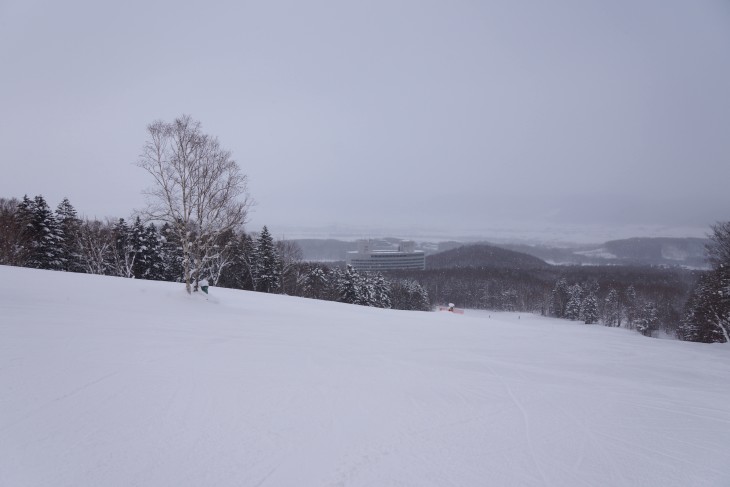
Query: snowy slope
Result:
<box><xmin>1</xmin><ymin>266</ymin><xmax>729</xmax><ymax>487</ymax></box>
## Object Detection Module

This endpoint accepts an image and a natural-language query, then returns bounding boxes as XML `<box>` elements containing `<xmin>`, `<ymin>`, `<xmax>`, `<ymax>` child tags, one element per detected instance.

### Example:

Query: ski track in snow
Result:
<box><xmin>1</xmin><ymin>266</ymin><xmax>730</xmax><ymax>487</ymax></box>
<box><xmin>485</xmin><ymin>362</ymin><xmax>550</xmax><ymax>487</ymax></box>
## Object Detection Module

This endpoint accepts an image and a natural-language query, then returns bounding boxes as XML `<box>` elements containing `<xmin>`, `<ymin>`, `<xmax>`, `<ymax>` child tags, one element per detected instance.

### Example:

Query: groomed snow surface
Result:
<box><xmin>1</xmin><ymin>266</ymin><xmax>729</xmax><ymax>487</ymax></box>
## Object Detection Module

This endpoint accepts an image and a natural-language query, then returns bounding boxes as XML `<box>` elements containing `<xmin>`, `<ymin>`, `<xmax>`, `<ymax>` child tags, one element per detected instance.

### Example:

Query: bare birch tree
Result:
<box><xmin>137</xmin><ymin>115</ymin><xmax>252</xmax><ymax>293</ymax></box>
<box><xmin>78</xmin><ymin>219</ymin><xmax>114</xmax><ymax>275</ymax></box>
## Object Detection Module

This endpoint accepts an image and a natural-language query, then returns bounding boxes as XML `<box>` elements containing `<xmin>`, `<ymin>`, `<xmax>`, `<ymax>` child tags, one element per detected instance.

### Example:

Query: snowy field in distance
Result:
<box><xmin>1</xmin><ymin>265</ymin><xmax>729</xmax><ymax>487</ymax></box>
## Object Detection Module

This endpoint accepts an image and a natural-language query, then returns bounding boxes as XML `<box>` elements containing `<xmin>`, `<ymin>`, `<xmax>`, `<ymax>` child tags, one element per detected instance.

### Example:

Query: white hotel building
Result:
<box><xmin>346</xmin><ymin>240</ymin><xmax>426</xmax><ymax>272</ymax></box>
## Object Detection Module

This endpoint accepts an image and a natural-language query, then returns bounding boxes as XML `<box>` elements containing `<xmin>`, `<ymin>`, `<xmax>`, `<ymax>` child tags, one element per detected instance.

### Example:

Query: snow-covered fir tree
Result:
<box><xmin>18</xmin><ymin>195</ymin><xmax>64</xmax><ymax>270</ymax></box>
<box><xmin>390</xmin><ymin>279</ymin><xmax>430</xmax><ymax>311</ymax></box>
<box><xmin>581</xmin><ymin>292</ymin><xmax>599</xmax><ymax>324</ymax></box>
<box><xmin>371</xmin><ymin>273</ymin><xmax>392</xmax><ymax>309</ymax></box>
<box><xmin>12</xmin><ymin>196</ymin><xmax>35</xmax><ymax>266</ymax></box>
<box><xmin>231</xmin><ymin>232</ymin><xmax>256</xmax><ymax>291</ymax></box>
<box><xmin>549</xmin><ymin>278</ymin><xmax>570</xmax><ymax>318</ymax></box>
<box><xmin>635</xmin><ymin>301</ymin><xmax>659</xmax><ymax>337</ymax></box>
<box><xmin>302</xmin><ymin>265</ymin><xmax>329</xmax><ymax>300</ymax></box>
<box><xmin>624</xmin><ymin>285</ymin><xmax>638</xmax><ymax>330</ymax></box>
<box><xmin>55</xmin><ymin>198</ymin><xmax>83</xmax><ymax>273</ymax></box>
<box><xmin>140</xmin><ymin>223</ymin><xmax>165</xmax><ymax>280</ymax></box>
<box><xmin>160</xmin><ymin>223</ymin><xmax>184</xmax><ymax>282</ymax></box>
<box><xmin>339</xmin><ymin>265</ymin><xmax>361</xmax><ymax>304</ymax></box>
<box><xmin>678</xmin><ymin>221</ymin><xmax>730</xmax><ymax>343</ymax></box>
<box><xmin>327</xmin><ymin>266</ymin><xmax>344</xmax><ymax>302</ymax></box>
<box><xmin>564</xmin><ymin>284</ymin><xmax>583</xmax><ymax>321</ymax></box>
<box><xmin>129</xmin><ymin>217</ymin><xmax>147</xmax><ymax>278</ymax></box>
<box><xmin>357</xmin><ymin>271</ymin><xmax>374</xmax><ymax>306</ymax></box>
<box><xmin>253</xmin><ymin>226</ymin><xmax>281</xmax><ymax>293</ymax></box>
<box><xmin>412</xmin><ymin>281</ymin><xmax>431</xmax><ymax>311</ymax></box>
<box><xmin>679</xmin><ymin>271</ymin><xmax>729</xmax><ymax>343</ymax></box>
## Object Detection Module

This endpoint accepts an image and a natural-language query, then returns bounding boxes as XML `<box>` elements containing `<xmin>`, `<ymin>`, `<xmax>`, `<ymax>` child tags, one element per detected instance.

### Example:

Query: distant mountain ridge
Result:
<box><xmin>500</xmin><ymin>237</ymin><xmax>709</xmax><ymax>268</ymax></box>
<box><xmin>291</xmin><ymin>237</ymin><xmax>709</xmax><ymax>269</ymax></box>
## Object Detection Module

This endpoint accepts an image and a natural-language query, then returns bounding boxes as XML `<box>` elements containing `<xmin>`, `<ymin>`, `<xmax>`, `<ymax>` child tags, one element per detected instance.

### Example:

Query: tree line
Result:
<box><xmin>389</xmin><ymin>248</ymin><xmax>728</xmax><ymax>343</ymax></box>
<box><xmin>2</xmin><ymin>193</ymin><xmax>726</xmax><ymax>340</ymax></box>
<box><xmin>0</xmin><ymin>195</ymin><xmax>430</xmax><ymax>311</ymax></box>
<box><xmin>678</xmin><ymin>222</ymin><xmax>730</xmax><ymax>343</ymax></box>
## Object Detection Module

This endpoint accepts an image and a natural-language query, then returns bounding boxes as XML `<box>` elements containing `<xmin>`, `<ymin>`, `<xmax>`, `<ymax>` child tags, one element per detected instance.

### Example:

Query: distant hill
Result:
<box><xmin>426</xmin><ymin>243</ymin><xmax>550</xmax><ymax>270</ymax></box>
<box><xmin>501</xmin><ymin>237</ymin><xmax>708</xmax><ymax>268</ymax></box>
<box><xmin>602</xmin><ymin>238</ymin><xmax>707</xmax><ymax>267</ymax></box>
<box><xmin>292</xmin><ymin>236</ymin><xmax>709</xmax><ymax>269</ymax></box>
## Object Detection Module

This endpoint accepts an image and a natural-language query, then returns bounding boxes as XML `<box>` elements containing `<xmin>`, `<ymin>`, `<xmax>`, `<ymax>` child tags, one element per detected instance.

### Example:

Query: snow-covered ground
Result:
<box><xmin>1</xmin><ymin>266</ymin><xmax>729</xmax><ymax>487</ymax></box>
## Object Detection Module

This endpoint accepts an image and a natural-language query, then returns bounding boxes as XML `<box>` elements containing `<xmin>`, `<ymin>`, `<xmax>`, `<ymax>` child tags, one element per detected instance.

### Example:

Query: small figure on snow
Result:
<box><xmin>199</xmin><ymin>278</ymin><xmax>209</xmax><ymax>294</ymax></box>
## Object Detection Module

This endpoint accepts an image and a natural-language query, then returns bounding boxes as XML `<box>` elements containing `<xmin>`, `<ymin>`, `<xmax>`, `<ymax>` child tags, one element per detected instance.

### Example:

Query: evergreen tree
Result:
<box><xmin>679</xmin><ymin>287</ymin><xmax>700</xmax><ymax>341</ymax></box>
<box><xmin>129</xmin><ymin>217</ymin><xmax>146</xmax><ymax>278</ymax></box>
<box><xmin>357</xmin><ymin>272</ymin><xmax>374</xmax><ymax>306</ymax></box>
<box><xmin>414</xmin><ymin>281</ymin><xmax>431</xmax><ymax>311</ymax></box>
<box><xmin>327</xmin><ymin>267</ymin><xmax>344</xmax><ymax>301</ymax></box>
<box><xmin>624</xmin><ymin>285</ymin><xmax>638</xmax><ymax>330</ymax></box>
<box><xmin>55</xmin><ymin>198</ymin><xmax>83</xmax><ymax>272</ymax></box>
<box><xmin>302</xmin><ymin>265</ymin><xmax>329</xmax><ymax>300</ymax></box>
<box><xmin>371</xmin><ymin>273</ymin><xmax>392</xmax><ymax>309</ymax></box>
<box><xmin>16</xmin><ymin>195</ymin><xmax>34</xmax><ymax>224</ymax></box>
<box><xmin>11</xmin><ymin>195</ymin><xmax>35</xmax><ymax>266</ymax></box>
<box><xmin>21</xmin><ymin>195</ymin><xmax>64</xmax><ymax>270</ymax></box>
<box><xmin>581</xmin><ymin>293</ymin><xmax>599</xmax><ymax>324</ymax></box>
<box><xmin>141</xmin><ymin>223</ymin><xmax>165</xmax><ymax>280</ymax></box>
<box><xmin>603</xmin><ymin>288</ymin><xmax>621</xmax><ymax>326</ymax></box>
<box><xmin>111</xmin><ymin>218</ymin><xmax>129</xmax><ymax>277</ymax></box>
<box><xmin>390</xmin><ymin>279</ymin><xmax>431</xmax><ymax>311</ymax></box>
<box><xmin>549</xmin><ymin>278</ymin><xmax>570</xmax><ymax>318</ymax></box>
<box><xmin>679</xmin><ymin>272</ymin><xmax>729</xmax><ymax>343</ymax></box>
<box><xmin>564</xmin><ymin>284</ymin><xmax>583</xmax><ymax>321</ymax></box>
<box><xmin>253</xmin><ymin>226</ymin><xmax>281</xmax><ymax>293</ymax></box>
<box><xmin>160</xmin><ymin>223</ymin><xmax>184</xmax><ymax>282</ymax></box>
<box><xmin>635</xmin><ymin>301</ymin><xmax>659</xmax><ymax>337</ymax></box>
<box><xmin>684</xmin><ymin>221</ymin><xmax>730</xmax><ymax>342</ymax></box>
<box><xmin>706</xmin><ymin>221</ymin><xmax>730</xmax><ymax>271</ymax></box>
<box><xmin>339</xmin><ymin>265</ymin><xmax>361</xmax><ymax>304</ymax></box>
<box><xmin>235</xmin><ymin>232</ymin><xmax>257</xmax><ymax>290</ymax></box>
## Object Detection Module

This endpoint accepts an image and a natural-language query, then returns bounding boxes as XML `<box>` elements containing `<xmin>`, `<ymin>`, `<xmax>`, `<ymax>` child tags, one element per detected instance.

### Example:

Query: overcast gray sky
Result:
<box><xmin>1</xmin><ymin>0</ymin><xmax>728</xmax><ymax>241</ymax></box>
